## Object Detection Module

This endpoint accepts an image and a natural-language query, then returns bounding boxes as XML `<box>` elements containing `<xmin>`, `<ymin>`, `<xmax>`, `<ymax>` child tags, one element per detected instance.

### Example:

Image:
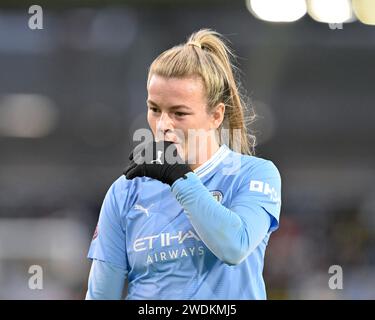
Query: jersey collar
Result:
<box><xmin>193</xmin><ymin>144</ymin><xmax>231</xmax><ymax>178</ymax></box>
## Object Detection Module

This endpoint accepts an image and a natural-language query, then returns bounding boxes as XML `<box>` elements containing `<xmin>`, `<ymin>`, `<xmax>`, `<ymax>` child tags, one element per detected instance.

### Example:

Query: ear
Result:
<box><xmin>210</xmin><ymin>102</ymin><xmax>225</xmax><ymax>129</ymax></box>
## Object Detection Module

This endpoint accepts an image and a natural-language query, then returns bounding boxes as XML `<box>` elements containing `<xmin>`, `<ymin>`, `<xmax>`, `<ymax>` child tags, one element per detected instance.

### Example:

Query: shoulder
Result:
<box><xmin>226</xmin><ymin>148</ymin><xmax>281</xmax><ymax>180</ymax></box>
<box><xmin>109</xmin><ymin>175</ymin><xmax>132</xmax><ymax>194</ymax></box>
<box><xmin>244</xmin><ymin>155</ymin><xmax>281</xmax><ymax>178</ymax></box>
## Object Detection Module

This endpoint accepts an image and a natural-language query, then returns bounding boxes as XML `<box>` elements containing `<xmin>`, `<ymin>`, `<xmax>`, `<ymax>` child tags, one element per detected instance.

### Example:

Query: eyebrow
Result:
<box><xmin>147</xmin><ymin>100</ymin><xmax>192</xmax><ymax>111</ymax></box>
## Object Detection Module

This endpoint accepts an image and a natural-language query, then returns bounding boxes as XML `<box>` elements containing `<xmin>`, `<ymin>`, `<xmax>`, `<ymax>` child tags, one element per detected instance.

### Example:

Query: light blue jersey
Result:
<box><xmin>87</xmin><ymin>144</ymin><xmax>281</xmax><ymax>299</ymax></box>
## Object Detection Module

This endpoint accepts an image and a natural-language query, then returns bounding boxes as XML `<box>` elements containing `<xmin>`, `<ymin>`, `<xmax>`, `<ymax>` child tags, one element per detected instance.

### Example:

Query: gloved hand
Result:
<box><xmin>123</xmin><ymin>140</ymin><xmax>193</xmax><ymax>186</ymax></box>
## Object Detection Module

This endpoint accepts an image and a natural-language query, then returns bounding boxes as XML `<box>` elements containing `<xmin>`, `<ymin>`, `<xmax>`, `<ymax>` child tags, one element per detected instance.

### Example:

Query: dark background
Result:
<box><xmin>0</xmin><ymin>0</ymin><xmax>374</xmax><ymax>299</ymax></box>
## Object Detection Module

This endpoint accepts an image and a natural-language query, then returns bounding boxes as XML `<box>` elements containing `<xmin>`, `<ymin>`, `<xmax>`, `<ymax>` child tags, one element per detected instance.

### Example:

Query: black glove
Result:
<box><xmin>123</xmin><ymin>140</ymin><xmax>193</xmax><ymax>186</ymax></box>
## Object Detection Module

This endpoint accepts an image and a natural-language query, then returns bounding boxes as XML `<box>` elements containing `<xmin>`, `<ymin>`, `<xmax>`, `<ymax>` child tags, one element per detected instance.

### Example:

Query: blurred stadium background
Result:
<box><xmin>0</xmin><ymin>0</ymin><xmax>374</xmax><ymax>299</ymax></box>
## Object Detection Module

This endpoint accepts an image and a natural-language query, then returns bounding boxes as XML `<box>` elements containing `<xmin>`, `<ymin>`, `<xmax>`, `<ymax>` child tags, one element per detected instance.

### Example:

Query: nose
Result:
<box><xmin>156</xmin><ymin>112</ymin><xmax>174</xmax><ymax>140</ymax></box>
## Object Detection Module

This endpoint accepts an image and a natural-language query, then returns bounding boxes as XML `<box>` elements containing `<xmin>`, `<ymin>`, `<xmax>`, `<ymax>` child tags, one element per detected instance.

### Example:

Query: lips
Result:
<box><xmin>155</xmin><ymin>132</ymin><xmax>181</xmax><ymax>144</ymax></box>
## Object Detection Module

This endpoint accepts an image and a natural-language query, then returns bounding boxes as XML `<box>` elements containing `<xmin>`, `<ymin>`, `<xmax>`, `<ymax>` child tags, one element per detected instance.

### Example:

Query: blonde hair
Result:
<box><xmin>147</xmin><ymin>28</ymin><xmax>256</xmax><ymax>155</ymax></box>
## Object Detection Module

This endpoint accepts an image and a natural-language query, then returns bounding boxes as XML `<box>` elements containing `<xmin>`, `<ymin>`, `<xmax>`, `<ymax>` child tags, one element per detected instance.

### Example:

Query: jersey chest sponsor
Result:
<box><xmin>133</xmin><ymin>229</ymin><xmax>201</xmax><ymax>252</ymax></box>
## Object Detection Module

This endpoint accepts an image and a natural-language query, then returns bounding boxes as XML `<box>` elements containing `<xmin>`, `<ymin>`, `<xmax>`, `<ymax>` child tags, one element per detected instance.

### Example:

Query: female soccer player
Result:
<box><xmin>86</xmin><ymin>29</ymin><xmax>281</xmax><ymax>300</ymax></box>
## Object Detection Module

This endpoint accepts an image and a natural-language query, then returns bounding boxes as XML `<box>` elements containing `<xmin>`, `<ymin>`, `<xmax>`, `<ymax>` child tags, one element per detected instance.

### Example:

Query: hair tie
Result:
<box><xmin>187</xmin><ymin>41</ymin><xmax>202</xmax><ymax>49</ymax></box>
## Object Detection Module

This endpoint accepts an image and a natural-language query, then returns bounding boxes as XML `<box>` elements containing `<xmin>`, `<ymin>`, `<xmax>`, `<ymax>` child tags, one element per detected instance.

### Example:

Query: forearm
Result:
<box><xmin>171</xmin><ymin>172</ymin><xmax>270</xmax><ymax>265</ymax></box>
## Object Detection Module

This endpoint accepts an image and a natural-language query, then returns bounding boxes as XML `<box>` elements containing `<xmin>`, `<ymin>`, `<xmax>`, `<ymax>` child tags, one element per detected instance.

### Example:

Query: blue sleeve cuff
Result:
<box><xmin>171</xmin><ymin>171</ymin><xmax>203</xmax><ymax>199</ymax></box>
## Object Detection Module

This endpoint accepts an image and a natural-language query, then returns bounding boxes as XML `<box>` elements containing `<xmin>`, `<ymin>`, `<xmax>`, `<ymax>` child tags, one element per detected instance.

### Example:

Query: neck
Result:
<box><xmin>189</xmin><ymin>140</ymin><xmax>220</xmax><ymax>171</ymax></box>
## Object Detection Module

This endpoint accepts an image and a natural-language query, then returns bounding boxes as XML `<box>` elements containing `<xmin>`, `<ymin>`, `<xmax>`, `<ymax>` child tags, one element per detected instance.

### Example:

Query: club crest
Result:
<box><xmin>210</xmin><ymin>190</ymin><xmax>223</xmax><ymax>203</ymax></box>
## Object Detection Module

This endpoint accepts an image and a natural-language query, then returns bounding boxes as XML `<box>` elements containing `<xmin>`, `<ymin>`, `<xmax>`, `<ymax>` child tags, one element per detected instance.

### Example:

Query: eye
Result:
<box><xmin>175</xmin><ymin>112</ymin><xmax>188</xmax><ymax>117</ymax></box>
<box><xmin>149</xmin><ymin>107</ymin><xmax>160</xmax><ymax>114</ymax></box>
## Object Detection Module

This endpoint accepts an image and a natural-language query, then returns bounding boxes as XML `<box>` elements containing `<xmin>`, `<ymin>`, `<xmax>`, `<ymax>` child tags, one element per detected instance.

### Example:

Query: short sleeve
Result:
<box><xmin>87</xmin><ymin>179</ymin><xmax>128</xmax><ymax>269</ymax></box>
<box><xmin>229</xmin><ymin>160</ymin><xmax>282</xmax><ymax>233</ymax></box>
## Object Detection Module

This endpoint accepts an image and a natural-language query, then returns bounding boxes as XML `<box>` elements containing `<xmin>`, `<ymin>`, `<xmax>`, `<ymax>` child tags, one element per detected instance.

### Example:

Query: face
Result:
<box><xmin>147</xmin><ymin>74</ymin><xmax>224</xmax><ymax>168</ymax></box>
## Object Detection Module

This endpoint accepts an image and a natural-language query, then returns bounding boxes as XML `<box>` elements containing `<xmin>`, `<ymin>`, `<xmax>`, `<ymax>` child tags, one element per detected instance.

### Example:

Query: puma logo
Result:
<box><xmin>150</xmin><ymin>151</ymin><xmax>163</xmax><ymax>164</ymax></box>
<box><xmin>134</xmin><ymin>203</ymin><xmax>155</xmax><ymax>217</ymax></box>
